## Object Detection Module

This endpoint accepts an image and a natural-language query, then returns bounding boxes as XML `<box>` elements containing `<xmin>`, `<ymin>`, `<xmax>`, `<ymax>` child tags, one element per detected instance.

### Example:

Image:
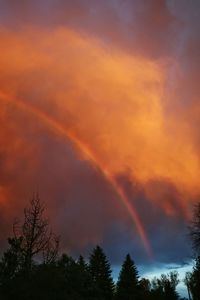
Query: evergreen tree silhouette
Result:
<box><xmin>0</xmin><ymin>237</ymin><xmax>25</xmax><ymax>299</ymax></box>
<box><xmin>188</xmin><ymin>202</ymin><xmax>200</xmax><ymax>300</ymax></box>
<box><xmin>89</xmin><ymin>245</ymin><xmax>114</xmax><ymax>300</ymax></box>
<box><xmin>75</xmin><ymin>255</ymin><xmax>94</xmax><ymax>299</ymax></box>
<box><xmin>0</xmin><ymin>237</ymin><xmax>24</xmax><ymax>283</ymax></box>
<box><xmin>189</xmin><ymin>256</ymin><xmax>200</xmax><ymax>300</ymax></box>
<box><xmin>190</xmin><ymin>202</ymin><xmax>200</xmax><ymax>255</ymax></box>
<box><xmin>115</xmin><ymin>254</ymin><xmax>139</xmax><ymax>300</ymax></box>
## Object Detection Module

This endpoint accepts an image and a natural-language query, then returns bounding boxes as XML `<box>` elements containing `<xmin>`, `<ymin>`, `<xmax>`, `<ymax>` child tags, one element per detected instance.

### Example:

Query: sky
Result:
<box><xmin>0</xmin><ymin>0</ymin><xmax>199</xmax><ymax>294</ymax></box>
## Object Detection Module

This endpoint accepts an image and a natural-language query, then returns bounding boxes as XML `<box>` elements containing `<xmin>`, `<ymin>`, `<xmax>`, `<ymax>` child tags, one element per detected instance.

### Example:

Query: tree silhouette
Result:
<box><xmin>161</xmin><ymin>272</ymin><xmax>179</xmax><ymax>300</ymax></box>
<box><xmin>76</xmin><ymin>255</ymin><xmax>93</xmax><ymax>299</ymax></box>
<box><xmin>150</xmin><ymin>277</ymin><xmax>165</xmax><ymax>300</ymax></box>
<box><xmin>138</xmin><ymin>278</ymin><xmax>151</xmax><ymax>299</ymax></box>
<box><xmin>184</xmin><ymin>272</ymin><xmax>192</xmax><ymax>300</ymax></box>
<box><xmin>19</xmin><ymin>193</ymin><xmax>59</xmax><ymax>272</ymax></box>
<box><xmin>0</xmin><ymin>237</ymin><xmax>23</xmax><ymax>282</ymax></box>
<box><xmin>0</xmin><ymin>236</ymin><xmax>25</xmax><ymax>299</ymax></box>
<box><xmin>187</xmin><ymin>256</ymin><xmax>200</xmax><ymax>300</ymax></box>
<box><xmin>0</xmin><ymin>194</ymin><xmax>59</xmax><ymax>299</ymax></box>
<box><xmin>190</xmin><ymin>202</ymin><xmax>200</xmax><ymax>255</ymax></box>
<box><xmin>0</xmin><ymin>195</ymin><xmax>197</xmax><ymax>300</ymax></box>
<box><xmin>150</xmin><ymin>272</ymin><xmax>179</xmax><ymax>300</ymax></box>
<box><xmin>89</xmin><ymin>245</ymin><xmax>114</xmax><ymax>300</ymax></box>
<box><xmin>188</xmin><ymin>202</ymin><xmax>200</xmax><ymax>299</ymax></box>
<box><xmin>115</xmin><ymin>254</ymin><xmax>139</xmax><ymax>300</ymax></box>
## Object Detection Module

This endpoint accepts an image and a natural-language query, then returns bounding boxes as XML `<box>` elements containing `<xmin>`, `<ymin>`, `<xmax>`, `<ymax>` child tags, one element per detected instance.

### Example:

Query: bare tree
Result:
<box><xmin>13</xmin><ymin>193</ymin><xmax>59</xmax><ymax>272</ymax></box>
<box><xmin>184</xmin><ymin>272</ymin><xmax>192</xmax><ymax>300</ymax></box>
<box><xmin>42</xmin><ymin>234</ymin><xmax>60</xmax><ymax>265</ymax></box>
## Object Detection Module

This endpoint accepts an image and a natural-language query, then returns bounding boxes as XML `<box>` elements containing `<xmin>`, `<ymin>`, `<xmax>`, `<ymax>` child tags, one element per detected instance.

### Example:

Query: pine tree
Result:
<box><xmin>76</xmin><ymin>255</ymin><xmax>93</xmax><ymax>300</ymax></box>
<box><xmin>78</xmin><ymin>255</ymin><xmax>87</xmax><ymax>270</ymax></box>
<box><xmin>190</xmin><ymin>256</ymin><xmax>200</xmax><ymax>300</ymax></box>
<box><xmin>115</xmin><ymin>254</ymin><xmax>139</xmax><ymax>300</ymax></box>
<box><xmin>188</xmin><ymin>203</ymin><xmax>200</xmax><ymax>300</ymax></box>
<box><xmin>0</xmin><ymin>237</ymin><xmax>24</xmax><ymax>283</ymax></box>
<box><xmin>89</xmin><ymin>246</ymin><xmax>114</xmax><ymax>300</ymax></box>
<box><xmin>0</xmin><ymin>237</ymin><xmax>24</xmax><ymax>299</ymax></box>
<box><xmin>190</xmin><ymin>202</ymin><xmax>200</xmax><ymax>255</ymax></box>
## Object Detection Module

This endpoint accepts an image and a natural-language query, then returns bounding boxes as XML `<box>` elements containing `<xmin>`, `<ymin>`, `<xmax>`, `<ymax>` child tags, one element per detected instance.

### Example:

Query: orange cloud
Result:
<box><xmin>0</xmin><ymin>27</ymin><xmax>199</xmax><ymax>254</ymax></box>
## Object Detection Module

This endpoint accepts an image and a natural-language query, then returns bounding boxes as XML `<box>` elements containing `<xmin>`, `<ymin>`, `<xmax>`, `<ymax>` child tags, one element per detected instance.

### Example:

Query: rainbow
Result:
<box><xmin>0</xmin><ymin>92</ymin><xmax>152</xmax><ymax>257</ymax></box>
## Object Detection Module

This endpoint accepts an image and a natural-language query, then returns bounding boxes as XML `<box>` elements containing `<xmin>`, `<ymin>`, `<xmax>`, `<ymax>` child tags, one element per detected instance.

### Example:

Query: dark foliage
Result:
<box><xmin>186</xmin><ymin>257</ymin><xmax>200</xmax><ymax>300</ymax></box>
<box><xmin>2</xmin><ymin>197</ymin><xmax>200</xmax><ymax>300</ymax></box>
<box><xmin>89</xmin><ymin>245</ymin><xmax>114</xmax><ymax>300</ymax></box>
<box><xmin>115</xmin><ymin>254</ymin><xmax>139</xmax><ymax>300</ymax></box>
<box><xmin>190</xmin><ymin>202</ymin><xmax>200</xmax><ymax>256</ymax></box>
<box><xmin>150</xmin><ymin>272</ymin><xmax>180</xmax><ymax>300</ymax></box>
<box><xmin>188</xmin><ymin>202</ymin><xmax>200</xmax><ymax>299</ymax></box>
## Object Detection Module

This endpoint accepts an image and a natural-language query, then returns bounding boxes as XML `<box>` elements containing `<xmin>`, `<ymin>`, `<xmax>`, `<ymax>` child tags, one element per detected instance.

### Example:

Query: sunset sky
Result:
<box><xmin>0</xmin><ymin>0</ymin><xmax>199</xmax><ymax>294</ymax></box>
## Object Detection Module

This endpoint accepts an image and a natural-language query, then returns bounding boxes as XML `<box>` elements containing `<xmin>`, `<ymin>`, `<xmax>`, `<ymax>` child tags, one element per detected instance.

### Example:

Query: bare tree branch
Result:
<box><xmin>12</xmin><ymin>193</ymin><xmax>59</xmax><ymax>272</ymax></box>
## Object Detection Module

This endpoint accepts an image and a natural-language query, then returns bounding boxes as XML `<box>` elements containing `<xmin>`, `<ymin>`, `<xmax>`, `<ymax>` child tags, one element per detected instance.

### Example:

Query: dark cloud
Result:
<box><xmin>0</xmin><ymin>104</ymin><xmax>192</xmax><ymax>264</ymax></box>
<box><xmin>101</xmin><ymin>175</ymin><xmax>192</xmax><ymax>265</ymax></box>
<box><xmin>0</xmin><ymin>0</ymin><xmax>180</xmax><ymax>57</ymax></box>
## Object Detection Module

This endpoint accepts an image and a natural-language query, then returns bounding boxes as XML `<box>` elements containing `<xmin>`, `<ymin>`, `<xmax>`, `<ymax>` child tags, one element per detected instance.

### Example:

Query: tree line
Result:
<box><xmin>0</xmin><ymin>194</ymin><xmax>200</xmax><ymax>299</ymax></box>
